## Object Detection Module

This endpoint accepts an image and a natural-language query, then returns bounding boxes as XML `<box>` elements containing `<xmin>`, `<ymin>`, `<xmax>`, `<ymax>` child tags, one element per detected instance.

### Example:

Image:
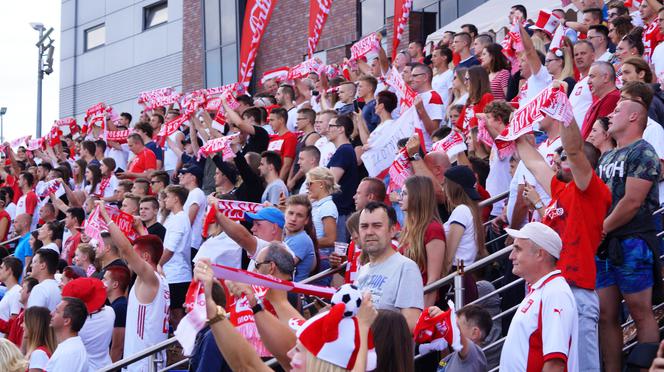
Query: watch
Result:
<box><xmin>207</xmin><ymin>305</ymin><xmax>227</xmax><ymax>325</ymax></box>
<box><xmin>534</xmin><ymin>200</ymin><xmax>544</xmax><ymax>210</ymax></box>
<box><xmin>251</xmin><ymin>297</ymin><xmax>264</xmax><ymax>314</ymax></box>
<box><xmin>409</xmin><ymin>153</ymin><xmax>422</xmax><ymax>161</ymax></box>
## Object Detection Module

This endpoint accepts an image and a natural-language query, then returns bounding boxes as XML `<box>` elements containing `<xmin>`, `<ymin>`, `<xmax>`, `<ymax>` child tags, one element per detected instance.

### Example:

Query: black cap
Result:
<box><xmin>178</xmin><ymin>165</ymin><xmax>204</xmax><ymax>182</ymax></box>
<box><xmin>444</xmin><ymin>165</ymin><xmax>482</xmax><ymax>201</ymax></box>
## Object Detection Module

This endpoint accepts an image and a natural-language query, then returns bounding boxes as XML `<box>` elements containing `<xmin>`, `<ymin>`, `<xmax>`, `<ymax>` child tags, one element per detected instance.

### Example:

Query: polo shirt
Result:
<box><xmin>581</xmin><ymin>89</ymin><xmax>620</xmax><ymax>139</ymax></box>
<box><xmin>499</xmin><ymin>270</ymin><xmax>578</xmax><ymax>371</ymax></box>
<box><xmin>127</xmin><ymin>148</ymin><xmax>157</xmax><ymax>175</ymax></box>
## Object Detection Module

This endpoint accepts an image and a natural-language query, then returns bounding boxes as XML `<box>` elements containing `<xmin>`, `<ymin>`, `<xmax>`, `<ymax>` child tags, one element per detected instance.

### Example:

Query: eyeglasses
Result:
<box><xmin>411</xmin><ymin>73</ymin><xmax>426</xmax><ymax>78</ymax></box>
<box><xmin>254</xmin><ymin>260</ymin><xmax>272</xmax><ymax>269</ymax></box>
<box><xmin>545</xmin><ymin>58</ymin><xmax>560</xmax><ymax>64</ymax></box>
<box><xmin>306</xmin><ymin>180</ymin><xmax>322</xmax><ymax>187</ymax></box>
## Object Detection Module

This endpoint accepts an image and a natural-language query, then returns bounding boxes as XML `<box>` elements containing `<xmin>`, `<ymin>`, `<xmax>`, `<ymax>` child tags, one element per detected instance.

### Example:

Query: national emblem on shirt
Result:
<box><xmin>544</xmin><ymin>201</ymin><xmax>564</xmax><ymax>221</ymax></box>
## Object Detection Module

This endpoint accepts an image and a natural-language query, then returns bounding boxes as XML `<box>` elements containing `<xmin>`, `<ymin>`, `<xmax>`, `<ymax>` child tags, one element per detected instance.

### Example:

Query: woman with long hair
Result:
<box><xmin>23</xmin><ymin>306</ymin><xmax>57</xmax><ymax>372</ymax></box>
<box><xmin>480</xmin><ymin>43</ymin><xmax>511</xmax><ymax>100</ymax></box>
<box><xmin>608</xmin><ymin>16</ymin><xmax>634</xmax><ymax>47</ymax></box>
<box><xmin>306</xmin><ymin>167</ymin><xmax>340</xmax><ymax>285</ymax></box>
<box><xmin>587</xmin><ymin>117</ymin><xmax>616</xmax><ymax>155</ymax></box>
<box><xmin>449</xmin><ymin>68</ymin><xmax>469</xmax><ymax>114</ymax></box>
<box><xmin>399</xmin><ymin>176</ymin><xmax>446</xmax><ymax>307</ymax></box>
<box><xmin>84</xmin><ymin>164</ymin><xmax>102</xmax><ymax>197</ymax></box>
<box><xmin>443</xmin><ymin>166</ymin><xmax>487</xmax><ymax>303</ymax></box>
<box><xmin>455</xmin><ymin>66</ymin><xmax>493</xmax><ymax>134</ymax></box>
<box><xmin>544</xmin><ymin>45</ymin><xmax>576</xmax><ymax>95</ymax></box>
<box><xmin>98</xmin><ymin>157</ymin><xmax>119</xmax><ymax>201</ymax></box>
<box><xmin>370</xmin><ymin>310</ymin><xmax>415</xmax><ymax>372</ymax></box>
<box><xmin>614</xmin><ymin>29</ymin><xmax>644</xmax><ymax>82</ymax></box>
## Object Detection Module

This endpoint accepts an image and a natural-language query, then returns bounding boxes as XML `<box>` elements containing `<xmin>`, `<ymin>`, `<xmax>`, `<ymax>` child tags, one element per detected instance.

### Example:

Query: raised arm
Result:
<box><xmin>96</xmin><ymin>201</ymin><xmax>158</xmax><ymax>287</ymax></box>
<box><xmin>520</xmin><ymin>24</ymin><xmax>543</xmax><ymax>76</ymax></box>
<box><xmin>559</xmin><ymin>117</ymin><xmax>593</xmax><ymax>191</ymax></box>
<box><xmin>208</xmin><ymin>195</ymin><xmax>258</xmax><ymax>255</ymax></box>
<box><xmin>515</xmin><ymin>135</ymin><xmax>554</xmax><ymax>196</ymax></box>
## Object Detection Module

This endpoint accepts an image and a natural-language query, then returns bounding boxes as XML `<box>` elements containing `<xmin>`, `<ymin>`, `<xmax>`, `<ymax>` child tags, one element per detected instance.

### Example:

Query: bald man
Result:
<box><xmin>581</xmin><ymin>61</ymin><xmax>620</xmax><ymax>138</ymax></box>
<box><xmin>13</xmin><ymin>213</ymin><xmax>34</xmax><ymax>268</ymax></box>
<box><xmin>596</xmin><ymin>98</ymin><xmax>661</xmax><ymax>370</ymax></box>
<box><xmin>404</xmin><ymin>135</ymin><xmax>451</xmax><ymax>220</ymax></box>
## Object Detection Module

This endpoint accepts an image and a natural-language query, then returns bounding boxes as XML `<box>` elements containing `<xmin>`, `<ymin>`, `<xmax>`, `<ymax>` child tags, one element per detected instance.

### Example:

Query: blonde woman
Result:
<box><xmin>0</xmin><ymin>338</ymin><xmax>27</xmax><ymax>372</ymax></box>
<box><xmin>398</xmin><ymin>176</ymin><xmax>446</xmax><ymax>307</ymax></box>
<box><xmin>544</xmin><ymin>45</ymin><xmax>576</xmax><ymax>95</ymax></box>
<box><xmin>24</xmin><ymin>306</ymin><xmax>57</xmax><ymax>372</ymax></box>
<box><xmin>306</xmin><ymin>167</ymin><xmax>340</xmax><ymax>284</ymax></box>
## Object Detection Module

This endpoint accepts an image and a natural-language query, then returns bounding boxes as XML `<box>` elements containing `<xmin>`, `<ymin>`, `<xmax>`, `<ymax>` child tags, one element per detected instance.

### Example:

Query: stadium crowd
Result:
<box><xmin>1</xmin><ymin>0</ymin><xmax>664</xmax><ymax>371</ymax></box>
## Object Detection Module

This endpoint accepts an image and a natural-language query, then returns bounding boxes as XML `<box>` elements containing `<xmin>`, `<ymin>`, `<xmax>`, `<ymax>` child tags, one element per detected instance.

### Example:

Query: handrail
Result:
<box><xmin>478</xmin><ymin>190</ymin><xmax>509</xmax><ymax>208</ymax></box>
<box><xmin>98</xmin><ymin>337</ymin><xmax>177</xmax><ymax>372</ymax></box>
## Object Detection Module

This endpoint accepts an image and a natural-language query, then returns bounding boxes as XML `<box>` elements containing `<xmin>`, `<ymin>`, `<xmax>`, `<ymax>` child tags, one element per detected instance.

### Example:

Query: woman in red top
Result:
<box><xmin>0</xmin><ymin>189</ymin><xmax>11</xmax><ymax>243</ymax></box>
<box><xmin>456</xmin><ymin>66</ymin><xmax>494</xmax><ymax>135</ymax></box>
<box><xmin>23</xmin><ymin>306</ymin><xmax>57</xmax><ymax>372</ymax></box>
<box><xmin>479</xmin><ymin>43</ymin><xmax>511</xmax><ymax>100</ymax></box>
<box><xmin>398</xmin><ymin>176</ymin><xmax>446</xmax><ymax>307</ymax></box>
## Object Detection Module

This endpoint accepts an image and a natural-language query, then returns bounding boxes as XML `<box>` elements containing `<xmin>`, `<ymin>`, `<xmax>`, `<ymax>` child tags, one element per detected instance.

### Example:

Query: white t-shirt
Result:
<box><xmin>164</xmin><ymin>131</ymin><xmax>183</xmax><ymax>172</ymax></box>
<box><xmin>315</xmin><ymin>136</ymin><xmax>337</xmax><ymax>167</ymax></box>
<box><xmin>0</xmin><ymin>284</ymin><xmax>21</xmax><ymax>337</ymax></box>
<box><xmin>184</xmin><ymin>187</ymin><xmax>207</xmax><ymax>249</ymax></box>
<box><xmin>486</xmin><ymin>144</ymin><xmax>512</xmax><ymax>217</ymax></box>
<box><xmin>44</xmin><ymin>335</ymin><xmax>89</xmax><ymax>372</ymax></box>
<box><xmin>443</xmin><ymin>204</ymin><xmax>479</xmax><ymax>265</ymax></box>
<box><xmin>29</xmin><ymin>348</ymin><xmax>50</xmax><ymax>370</ymax></box>
<box><xmin>193</xmin><ymin>232</ymin><xmax>243</xmax><ymax>268</ymax></box>
<box><xmin>105</xmin><ymin>145</ymin><xmax>129</xmax><ymax>172</ymax></box>
<box><xmin>287</xmin><ymin>106</ymin><xmax>298</xmax><ymax>133</ymax></box>
<box><xmin>569</xmin><ymin>76</ymin><xmax>593</xmax><ymax>134</ymax></box>
<box><xmin>521</xmin><ymin>67</ymin><xmax>553</xmax><ymax>106</ymax></box>
<box><xmin>27</xmin><ymin>278</ymin><xmax>61</xmax><ymax>312</ymax></box>
<box><xmin>432</xmin><ymin>70</ymin><xmax>454</xmax><ymax>110</ymax></box>
<box><xmin>162</xmin><ymin>210</ymin><xmax>192</xmax><ymax>283</ymax></box>
<box><xmin>79</xmin><ymin>305</ymin><xmax>115</xmax><ymax>371</ymax></box>
<box><xmin>643</xmin><ymin>117</ymin><xmax>664</xmax><ymax>203</ymax></box>
<box><xmin>42</xmin><ymin>242</ymin><xmax>60</xmax><ymax>253</ymax></box>
<box><xmin>653</xmin><ymin>43</ymin><xmax>664</xmax><ymax>86</ymax></box>
<box><xmin>499</xmin><ymin>270</ymin><xmax>578</xmax><ymax>371</ymax></box>
<box><xmin>415</xmin><ymin>90</ymin><xmax>445</xmax><ymax>151</ymax></box>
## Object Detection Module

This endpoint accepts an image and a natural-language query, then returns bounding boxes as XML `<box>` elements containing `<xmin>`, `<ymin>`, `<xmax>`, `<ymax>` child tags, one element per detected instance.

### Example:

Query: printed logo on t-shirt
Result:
<box><xmin>363</xmin><ymin>274</ymin><xmax>387</xmax><ymax>305</ymax></box>
<box><xmin>598</xmin><ymin>160</ymin><xmax>626</xmax><ymax>179</ymax></box>
<box><xmin>544</xmin><ymin>201</ymin><xmax>565</xmax><ymax>220</ymax></box>
<box><xmin>520</xmin><ymin>298</ymin><xmax>534</xmax><ymax>313</ymax></box>
<box><xmin>268</xmin><ymin>139</ymin><xmax>284</xmax><ymax>152</ymax></box>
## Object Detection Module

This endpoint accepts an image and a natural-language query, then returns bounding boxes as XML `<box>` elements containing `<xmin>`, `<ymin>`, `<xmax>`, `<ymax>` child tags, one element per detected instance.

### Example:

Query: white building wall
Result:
<box><xmin>59</xmin><ymin>0</ymin><xmax>183</xmax><ymax>122</ymax></box>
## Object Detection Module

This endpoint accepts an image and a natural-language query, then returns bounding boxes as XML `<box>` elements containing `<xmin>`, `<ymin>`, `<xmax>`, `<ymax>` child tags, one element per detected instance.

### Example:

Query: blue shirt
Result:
<box><xmin>189</xmin><ymin>328</ymin><xmax>232</xmax><ymax>372</ymax></box>
<box><xmin>13</xmin><ymin>233</ymin><xmax>31</xmax><ymax>268</ymax></box>
<box><xmin>327</xmin><ymin>144</ymin><xmax>359</xmax><ymax>215</ymax></box>
<box><xmin>362</xmin><ymin>99</ymin><xmax>381</xmax><ymax>133</ymax></box>
<box><xmin>145</xmin><ymin>141</ymin><xmax>164</xmax><ymax>161</ymax></box>
<box><xmin>284</xmin><ymin>230</ymin><xmax>316</xmax><ymax>282</ymax></box>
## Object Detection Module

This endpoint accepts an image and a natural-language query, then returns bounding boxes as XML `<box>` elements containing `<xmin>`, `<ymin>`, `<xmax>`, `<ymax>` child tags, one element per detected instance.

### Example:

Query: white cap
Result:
<box><xmin>505</xmin><ymin>222</ymin><xmax>563</xmax><ymax>259</ymax></box>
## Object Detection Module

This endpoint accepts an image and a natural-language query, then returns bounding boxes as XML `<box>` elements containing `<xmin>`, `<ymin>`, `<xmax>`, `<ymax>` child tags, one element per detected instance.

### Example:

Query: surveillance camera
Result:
<box><xmin>30</xmin><ymin>22</ymin><xmax>45</xmax><ymax>31</ymax></box>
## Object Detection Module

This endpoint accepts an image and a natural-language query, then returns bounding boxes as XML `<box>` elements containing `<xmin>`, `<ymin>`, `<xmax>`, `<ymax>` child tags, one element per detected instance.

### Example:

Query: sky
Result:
<box><xmin>0</xmin><ymin>0</ymin><xmax>61</xmax><ymax>142</ymax></box>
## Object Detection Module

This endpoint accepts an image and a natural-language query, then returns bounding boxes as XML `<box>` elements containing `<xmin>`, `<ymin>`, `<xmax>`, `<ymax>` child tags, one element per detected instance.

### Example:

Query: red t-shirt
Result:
<box><xmin>581</xmin><ymin>89</ymin><xmax>620</xmax><ymax>139</ymax></box>
<box><xmin>267</xmin><ymin>131</ymin><xmax>297</xmax><ymax>160</ymax></box>
<box><xmin>541</xmin><ymin>173</ymin><xmax>611</xmax><ymax>289</ymax></box>
<box><xmin>643</xmin><ymin>18</ymin><xmax>663</xmax><ymax>64</ymax></box>
<box><xmin>1</xmin><ymin>175</ymin><xmax>21</xmax><ymax>204</ymax></box>
<box><xmin>0</xmin><ymin>210</ymin><xmax>9</xmax><ymax>242</ymax></box>
<box><xmin>127</xmin><ymin>148</ymin><xmax>157</xmax><ymax>175</ymax></box>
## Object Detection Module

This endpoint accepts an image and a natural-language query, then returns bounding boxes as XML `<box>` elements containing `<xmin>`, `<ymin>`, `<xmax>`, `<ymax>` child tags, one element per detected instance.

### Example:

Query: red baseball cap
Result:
<box><xmin>62</xmin><ymin>277</ymin><xmax>107</xmax><ymax>313</ymax></box>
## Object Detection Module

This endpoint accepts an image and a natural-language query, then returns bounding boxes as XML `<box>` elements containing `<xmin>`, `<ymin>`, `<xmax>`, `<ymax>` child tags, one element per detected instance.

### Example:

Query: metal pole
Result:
<box><xmin>454</xmin><ymin>259</ymin><xmax>464</xmax><ymax>308</ymax></box>
<box><xmin>36</xmin><ymin>27</ymin><xmax>43</xmax><ymax>138</ymax></box>
<box><xmin>0</xmin><ymin>114</ymin><xmax>3</xmax><ymax>143</ymax></box>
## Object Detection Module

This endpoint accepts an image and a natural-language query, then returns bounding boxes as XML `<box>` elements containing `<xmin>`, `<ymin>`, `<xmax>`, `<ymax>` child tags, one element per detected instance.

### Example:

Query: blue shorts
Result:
<box><xmin>596</xmin><ymin>238</ymin><xmax>654</xmax><ymax>294</ymax></box>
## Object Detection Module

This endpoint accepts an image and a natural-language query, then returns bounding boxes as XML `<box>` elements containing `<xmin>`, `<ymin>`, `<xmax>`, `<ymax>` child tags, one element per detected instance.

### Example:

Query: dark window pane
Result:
<box><xmin>144</xmin><ymin>1</ymin><xmax>168</xmax><ymax>30</ymax></box>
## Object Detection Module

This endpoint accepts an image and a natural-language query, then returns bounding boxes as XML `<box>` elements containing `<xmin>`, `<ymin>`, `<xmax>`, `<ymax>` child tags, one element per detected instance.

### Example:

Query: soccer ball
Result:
<box><xmin>332</xmin><ymin>284</ymin><xmax>362</xmax><ymax>317</ymax></box>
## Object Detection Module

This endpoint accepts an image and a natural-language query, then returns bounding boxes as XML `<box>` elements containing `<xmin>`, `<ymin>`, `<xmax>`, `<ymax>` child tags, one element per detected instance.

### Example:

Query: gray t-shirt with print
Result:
<box><xmin>438</xmin><ymin>341</ymin><xmax>487</xmax><ymax>372</ymax></box>
<box><xmin>355</xmin><ymin>253</ymin><xmax>424</xmax><ymax>311</ymax></box>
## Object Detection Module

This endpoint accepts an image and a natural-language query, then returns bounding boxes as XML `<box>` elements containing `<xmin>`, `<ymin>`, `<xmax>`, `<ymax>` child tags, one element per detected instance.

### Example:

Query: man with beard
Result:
<box><xmin>515</xmin><ymin>99</ymin><xmax>611</xmax><ymax>372</ymax></box>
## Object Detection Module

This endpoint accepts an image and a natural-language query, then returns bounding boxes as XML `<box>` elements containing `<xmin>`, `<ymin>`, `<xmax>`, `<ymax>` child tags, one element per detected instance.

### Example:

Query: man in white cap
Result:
<box><xmin>499</xmin><ymin>222</ymin><xmax>579</xmax><ymax>372</ymax></box>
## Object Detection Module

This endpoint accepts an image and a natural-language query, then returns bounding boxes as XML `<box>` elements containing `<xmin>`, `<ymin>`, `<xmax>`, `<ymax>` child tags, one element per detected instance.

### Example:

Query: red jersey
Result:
<box><xmin>1</xmin><ymin>175</ymin><xmax>21</xmax><ymax>204</ymax></box>
<box><xmin>267</xmin><ymin>131</ymin><xmax>297</xmax><ymax>160</ymax></box>
<box><xmin>0</xmin><ymin>309</ymin><xmax>24</xmax><ymax>347</ymax></box>
<box><xmin>541</xmin><ymin>173</ymin><xmax>611</xmax><ymax>289</ymax></box>
<box><xmin>127</xmin><ymin>148</ymin><xmax>157</xmax><ymax>175</ymax></box>
<box><xmin>643</xmin><ymin>18</ymin><xmax>663</xmax><ymax>64</ymax></box>
<box><xmin>0</xmin><ymin>210</ymin><xmax>9</xmax><ymax>242</ymax></box>
<box><xmin>61</xmin><ymin>232</ymin><xmax>82</xmax><ymax>265</ymax></box>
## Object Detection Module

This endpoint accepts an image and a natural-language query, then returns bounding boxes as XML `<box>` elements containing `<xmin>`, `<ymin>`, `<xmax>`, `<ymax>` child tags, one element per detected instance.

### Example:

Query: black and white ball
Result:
<box><xmin>332</xmin><ymin>284</ymin><xmax>362</xmax><ymax>317</ymax></box>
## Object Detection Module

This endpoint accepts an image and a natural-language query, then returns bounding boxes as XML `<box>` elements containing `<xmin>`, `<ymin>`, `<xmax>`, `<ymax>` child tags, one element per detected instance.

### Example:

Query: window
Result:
<box><xmin>361</xmin><ymin>0</ymin><xmax>385</xmax><ymax>36</ymax></box>
<box><xmin>144</xmin><ymin>1</ymin><xmax>168</xmax><ymax>30</ymax></box>
<box><xmin>84</xmin><ymin>24</ymin><xmax>105</xmax><ymax>51</ymax></box>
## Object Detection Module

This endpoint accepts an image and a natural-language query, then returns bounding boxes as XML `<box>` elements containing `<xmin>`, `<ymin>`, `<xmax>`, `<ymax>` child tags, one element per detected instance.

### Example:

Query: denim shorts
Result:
<box><xmin>596</xmin><ymin>238</ymin><xmax>654</xmax><ymax>294</ymax></box>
